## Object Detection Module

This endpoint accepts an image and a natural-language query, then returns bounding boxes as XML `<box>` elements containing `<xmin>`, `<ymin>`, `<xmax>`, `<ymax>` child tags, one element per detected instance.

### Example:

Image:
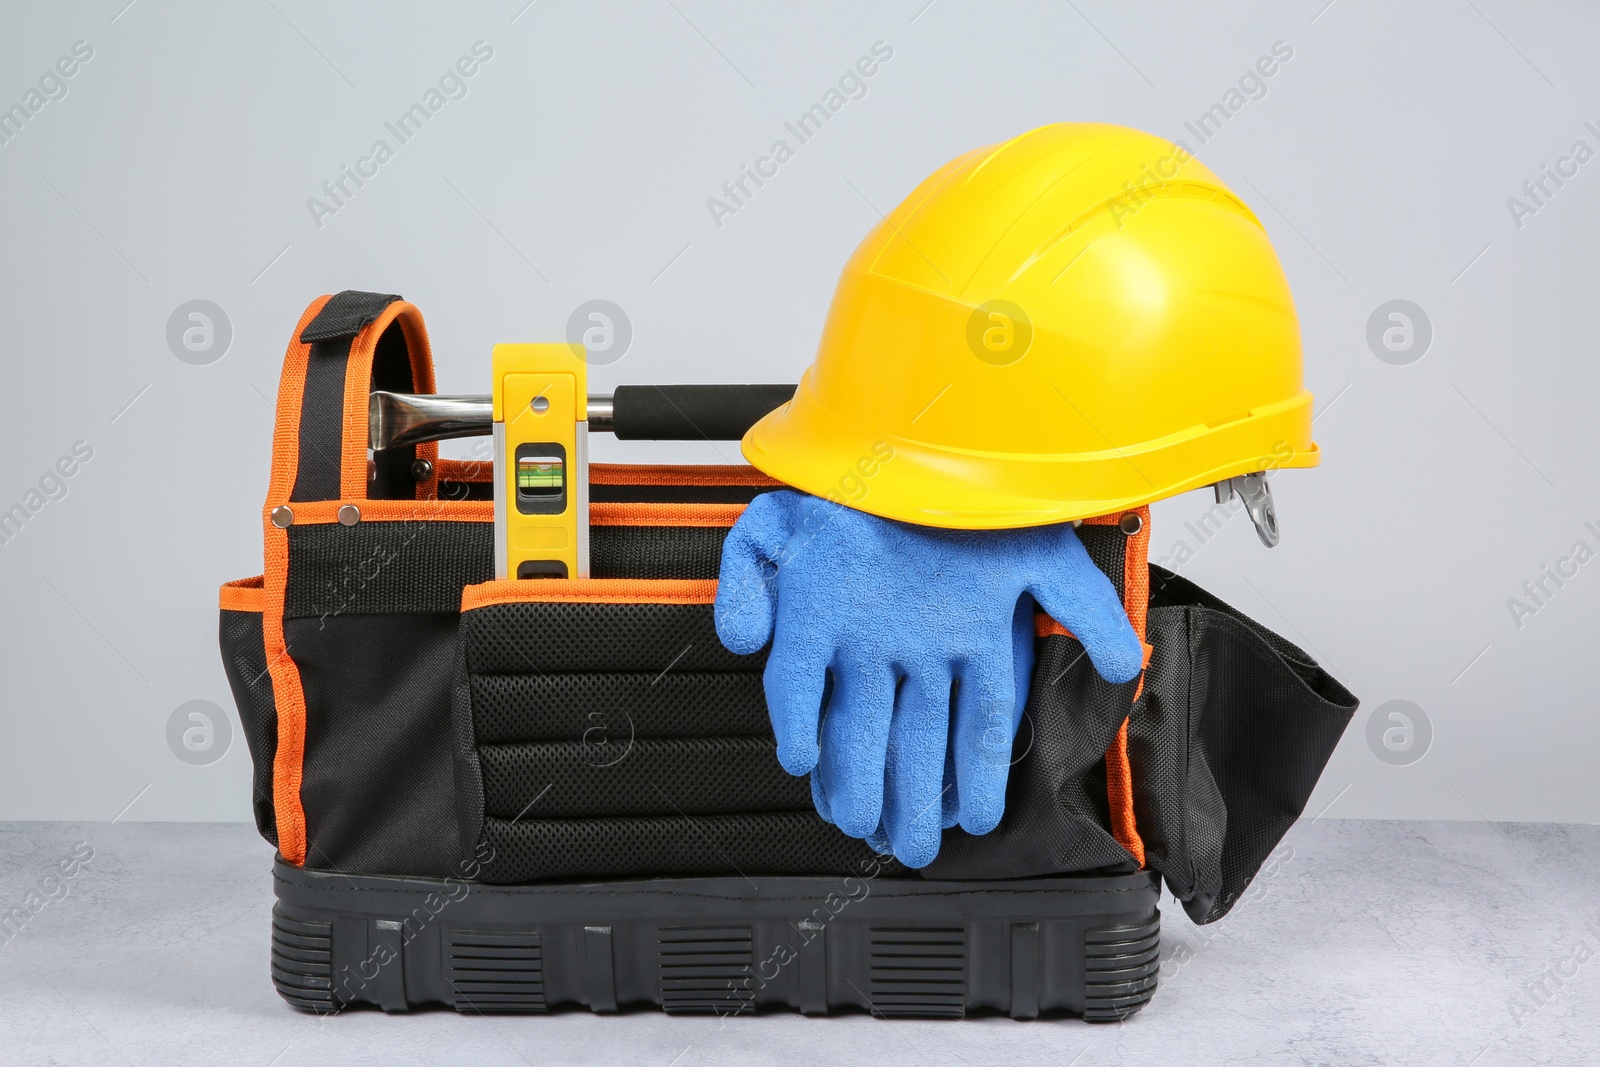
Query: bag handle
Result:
<box><xmin>267</xmin><ymin>290</ymin><xmax>439</xmax><ymax>507</ymax></box>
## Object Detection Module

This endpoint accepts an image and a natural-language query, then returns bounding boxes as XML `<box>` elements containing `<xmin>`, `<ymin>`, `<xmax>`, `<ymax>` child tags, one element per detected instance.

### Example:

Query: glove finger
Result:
<box><xmin>865</xmin><ymin>820</ymin><xmax>893</xmax><ymax>856</ymax></box>
<box><xmin>951</xmin><ymin>656</ymin><xmax>1017</xmax><ymax>836</ymax></box>
<box><xmin>940</xmin><ymin>739</ymin><xmax>960</xmax><ymax>829</ymax></box>
<box><xmin>1028</xmin><ymin>528</ymin><xmax>1144</xmax><ymax>684</ymax></box>
<box><xmin>1011</xmin><ymin>592</ymin><xmax>1037</xmax><ymax>725</ymax></box>
<box><xmin>713</xmin><ymin>493</ymin><xmax>791</xmax><ymax>655</ymax></box>
<box><xmin>810</xmin><ymin>769</ymin><xmax>833</xmax><ymax>825</ymax></box>
<box><xmin>816</xmin><ymin>661</ymin><xmax>895</xmax><ymax>838</ymax></box>
<box><xmin>881</xmin><ymin>670</ymin><xmax>951</xmax><ymax>869</ymax></box>
<box><xmin>764</xmin><ymin>626</ymin><xmax>828</xmax><ymax>775</ymax></box>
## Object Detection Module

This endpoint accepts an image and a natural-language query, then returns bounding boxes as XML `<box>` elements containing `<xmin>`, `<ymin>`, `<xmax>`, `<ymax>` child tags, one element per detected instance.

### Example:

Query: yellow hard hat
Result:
<box><xmin>742</xmin><ymin>122</ymin><xmax>1318</xmax><ymax>530</ymax></box>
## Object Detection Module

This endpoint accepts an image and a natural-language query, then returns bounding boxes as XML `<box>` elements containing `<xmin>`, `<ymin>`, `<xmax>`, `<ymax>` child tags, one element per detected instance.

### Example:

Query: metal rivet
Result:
<box><xmin>411</xmin><ymin>458</ymin><xmax>434</xmax><ymax>481</ymax></box>
<box><xmin>1118</xmin><ymin>512</ymin><xmax>1143</xmax><ymax>535</ymax></box>
<box><xmin>530</xmin><ymin>396</ymin><xmax>550</xmax><ymax>413</ymax></box>
<box><xmin>270</xmin><ymin>505</ymin><xmax>294</xmax><ymax>528</ymax></box>
<box><xmin>338</xmin><ymin>504</ymin><xmax>361</xmax><ymax>526</ymax></box>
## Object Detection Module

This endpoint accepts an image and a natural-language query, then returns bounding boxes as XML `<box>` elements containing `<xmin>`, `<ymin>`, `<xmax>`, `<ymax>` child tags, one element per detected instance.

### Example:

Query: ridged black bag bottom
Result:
<box><xmin>271</xmin><ymin>859</ymin><xmax>1161</xmax><ymax>1021</ymax></box>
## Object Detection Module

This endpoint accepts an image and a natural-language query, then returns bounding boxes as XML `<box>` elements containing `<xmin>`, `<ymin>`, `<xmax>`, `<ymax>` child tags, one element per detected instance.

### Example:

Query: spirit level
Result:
<box><xmin>491</xmin><ymin>343</ymin><xmax>589</xmax><ymax>580</ymax></box>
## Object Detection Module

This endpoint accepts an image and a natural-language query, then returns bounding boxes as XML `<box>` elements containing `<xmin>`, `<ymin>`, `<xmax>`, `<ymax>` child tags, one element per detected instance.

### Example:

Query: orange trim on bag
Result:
<box><xmin>434</xmin><ymin>457</ymin><xmax>494</xmax><ymax>483</ymax></box>
<box><xmin>219</xmin><ymin>576</ymin><xmax>265</xmax><ymax>613</ymax></box>
<box><xmin>462</xmin><ymin>578</ymin><xmax>719</xmax><ymax>611</ymax></box>
<box><xmin>590</xmin><ymin>463</ymin><xmax>781</xmax><ymax>487</ymax></box>
<box><xmin>1105</xmin><ymin>720</ymin><xmax>1140</xmax><ymax>863</ymax></box>
<box><xmin>260</xmin><ymin>296</ymin><xmax>445</xmax><ymax>866</ymax></box>
<box><xmin>1106</xmin><ymin>506</ymin><xmax>1151</xmax><ymax>867</ymax></box>
<box><xmin>339</xmin><ymin>301</ymin><xmax>436</xmax><ymax>500</ymax></box>
<box><xmin>590</xmin><ymin>502</ymin><xmax>745</xmax><ymax>528</ymax></box>
<box><xmin>268</xmin><ymin>499</ymin><xmax>494</xmax><ymax>526</ymax></box>
<box><xmin>1121</xmin><ymin>511</ymin><xmax>1150</xmax><ymax>638</ymax></box>
<box><xmin>262</xmin><ymin>294</ymin><xmax>332</xmax><ymax>867</ymax></box>
<box><xmin>263</xmin><ymin>499</ymin><xmax>747</xmax><ymax>528</ymax></box>
<box><xmin>1030</xmin><ymin>507</ymin><xmax>1151</xmax><ymax>867</ymax></box>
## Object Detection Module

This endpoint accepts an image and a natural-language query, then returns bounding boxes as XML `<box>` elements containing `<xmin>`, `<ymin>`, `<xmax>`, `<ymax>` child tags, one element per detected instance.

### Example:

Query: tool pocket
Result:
<box><xmin>1133</xmin><ymin>566</ymin><xmax>1357</xmax><ymax>924</ymax></box>
<box><xmin>219</xmin><ymin>577</ymin><xmax>278</xmax><ymax>843</ymax></box>
<box><xmin>236</xmin><ymin>291</ymin><xmax>496</xmax><ymax>875</ymax></box>
<box><xmin>451</xmin><ymin>498</ymin><xmax>897</xmax><ymax>884</ymax></box>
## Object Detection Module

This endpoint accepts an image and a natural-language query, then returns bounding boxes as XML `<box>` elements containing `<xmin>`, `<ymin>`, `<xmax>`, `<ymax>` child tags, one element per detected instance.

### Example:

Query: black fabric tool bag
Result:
<box><xmin>221</xmin><ymin>290</ymin><xmax>1358</xmax><ymax>926</ymax></box>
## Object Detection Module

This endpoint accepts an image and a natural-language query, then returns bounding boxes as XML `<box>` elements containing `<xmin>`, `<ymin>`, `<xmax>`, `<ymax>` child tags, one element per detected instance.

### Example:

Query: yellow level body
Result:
<box><xmin>491</xmin><ymin>343</ymin><xmax>589</xmax><ymax>580</ymax></box>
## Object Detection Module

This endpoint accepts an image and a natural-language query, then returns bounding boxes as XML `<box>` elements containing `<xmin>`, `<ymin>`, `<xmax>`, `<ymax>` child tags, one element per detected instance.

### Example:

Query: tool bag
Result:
<box><xmin>220</xmin><ymin>292</ymin><xmax>1357</xmax><ymax>1019</ymax></box>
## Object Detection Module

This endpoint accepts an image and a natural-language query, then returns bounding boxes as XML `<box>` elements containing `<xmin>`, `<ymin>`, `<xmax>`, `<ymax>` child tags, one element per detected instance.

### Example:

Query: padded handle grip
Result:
<box><xmin>610</xmin><ymin>384</ymin><xmax>796</xmax><ymax>441</ymax></box>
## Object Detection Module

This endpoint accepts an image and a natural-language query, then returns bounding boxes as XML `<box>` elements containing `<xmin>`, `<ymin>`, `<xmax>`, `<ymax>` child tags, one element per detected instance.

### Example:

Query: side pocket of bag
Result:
<box><xmin>1187</xmin><ymin>606</ymin><xmax>1356</xmax><ymax>923</ymax></box>
<box><xmin>218</xmin><ymin>577</ymin><xmax>278</xmax><ymax>844</ymax></box>
<box><xmin>1135</xmin><ymin>567</ymin><xmax>1358</xmax><ymax>925</ymax></box>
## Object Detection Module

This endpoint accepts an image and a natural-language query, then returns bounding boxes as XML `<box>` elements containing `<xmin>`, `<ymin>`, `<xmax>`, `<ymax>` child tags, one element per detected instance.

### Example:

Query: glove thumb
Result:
<box><xmin>1028</xmin><ymin>527</ymin><xmax>1145</xmax><ymax>685</ymax></box>
<box><xmin>713</xmin><ymin>492</ymin><xmax>792</xmax><ymax>654</ymax></box>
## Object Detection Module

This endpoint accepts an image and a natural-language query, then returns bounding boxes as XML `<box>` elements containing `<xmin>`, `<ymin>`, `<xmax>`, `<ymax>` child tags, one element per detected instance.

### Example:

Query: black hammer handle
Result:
<box><xmin>608</xmin><ymin>384</ymin><xmax>795</xmax><ymax>441</ymax></box>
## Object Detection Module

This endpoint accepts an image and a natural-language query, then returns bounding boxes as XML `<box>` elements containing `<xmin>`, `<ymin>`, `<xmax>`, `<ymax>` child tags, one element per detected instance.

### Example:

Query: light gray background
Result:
<box><xmin>1</xmin><ymin>0</ymin><xmax>1596</xmax><ymax>828</ymax></box>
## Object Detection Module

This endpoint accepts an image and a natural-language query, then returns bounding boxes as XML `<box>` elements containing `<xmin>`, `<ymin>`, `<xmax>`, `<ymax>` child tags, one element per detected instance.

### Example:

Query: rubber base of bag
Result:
<box><xmin>272</xmin><ymin>859</ymin><xmax>1159</xmax><ymax>1021</ymax></box>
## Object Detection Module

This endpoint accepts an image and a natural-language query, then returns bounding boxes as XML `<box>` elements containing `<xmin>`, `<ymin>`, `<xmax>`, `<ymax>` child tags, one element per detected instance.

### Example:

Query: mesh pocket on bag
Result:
<box><xmin>480</xmin><ymin>736</ymin><xmax>811</xmax><ymax>819</ymax></box>
<box><xmin>471</xmin><ymin>671</ymin><xmax>770</xmax><ymax>743</ymax></box>
<box><xmin>454</xmin><ymin>593</ymin><xmax>901</xmax><ymax>883</ymax></box>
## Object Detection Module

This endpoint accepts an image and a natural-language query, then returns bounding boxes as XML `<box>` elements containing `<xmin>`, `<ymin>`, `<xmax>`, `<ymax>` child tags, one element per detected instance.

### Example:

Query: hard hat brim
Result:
<box><xmin>742</xmin><ymin>372</ymin><xmax>1319</xmax><ymax>529</ymax></box>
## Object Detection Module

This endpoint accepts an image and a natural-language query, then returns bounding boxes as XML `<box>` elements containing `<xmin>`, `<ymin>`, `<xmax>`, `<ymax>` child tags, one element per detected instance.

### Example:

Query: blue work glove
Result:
<box><xmin>714</xmin><ymin>490</ymin><xmax>1144</xmax><ymax>869</ymax></box>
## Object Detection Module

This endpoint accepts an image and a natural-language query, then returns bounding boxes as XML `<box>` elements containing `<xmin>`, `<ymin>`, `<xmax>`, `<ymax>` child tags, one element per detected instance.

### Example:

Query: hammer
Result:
<box><xmin>369</xmin><ymin>384</ymin><xmax>797</xmax><ymax>450</ymax></box>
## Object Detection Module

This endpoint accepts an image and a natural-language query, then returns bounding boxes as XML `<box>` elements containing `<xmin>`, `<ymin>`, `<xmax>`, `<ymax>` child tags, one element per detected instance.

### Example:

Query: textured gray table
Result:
<box><xmin>1</xmin><ymin>820</ymin><xmax>1595</xmax><ymax>1066</ymax></box>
